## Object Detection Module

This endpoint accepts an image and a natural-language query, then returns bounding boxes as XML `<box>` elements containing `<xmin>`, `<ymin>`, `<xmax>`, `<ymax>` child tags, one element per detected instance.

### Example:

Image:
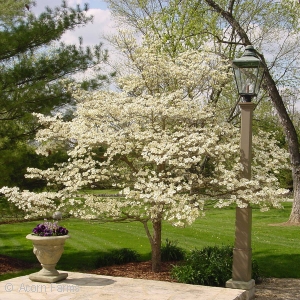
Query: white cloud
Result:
<box><xmin>32</xmin><ymin>0</ymin><xmax>108</xmax><ymax>14</ymax></box>
<box><xmin>31</xmin><ymin>1</ymin><xmax>116</xmax><ymax>48</ymax></box>
<box><xmin>32</xmin><ymin>0</ymin><xmax>64</xmax><ymax>14</ymax></box>
<box><xmin>61</xmin><ymin>9</ymin><xmax>117</xmax><ymax>46</ymax></box>
<box><xmin>66</xmin><ymin>0</ymin><xmax>86</xmax><ymax>5</ymax></box>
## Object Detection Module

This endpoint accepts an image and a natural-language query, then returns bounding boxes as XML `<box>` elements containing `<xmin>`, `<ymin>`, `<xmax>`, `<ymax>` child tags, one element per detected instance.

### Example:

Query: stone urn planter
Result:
<box><xmin>26</xmin><ymin>234</ymin><xmax>70</xmax><ymax>283</ymax></box>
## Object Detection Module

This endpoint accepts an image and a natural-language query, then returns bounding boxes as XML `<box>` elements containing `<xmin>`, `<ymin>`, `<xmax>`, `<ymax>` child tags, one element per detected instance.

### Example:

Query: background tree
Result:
<box><xmin>0</xmin><ymin>36</ymin><xmax>289</xmax><ymax>272</ymax></box>
<box><xmin>0</xmin><ymin>0</ymin><xmax>32</xmax><ymax>21</ymax></box>
<box><xmin>105</xmin><ymin>0</ymin><xmax>300</xmax><ymax>223</ymax></box>
<box><xmin>202</xmin><ymin>0</ymin><xmax>300</xmax><ymax>223</ymax></box>
<box><xmin>0</xmin><ymin>0</ymin><xmax>110</xmax><ymax>188</ymax></box>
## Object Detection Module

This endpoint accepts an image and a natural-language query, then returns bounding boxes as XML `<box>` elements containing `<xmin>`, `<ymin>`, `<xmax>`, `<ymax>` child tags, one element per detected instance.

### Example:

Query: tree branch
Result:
<box><xmin>120</xmin><ymin>155</ymin><xmax>138</xmax><ymax>173</ymax></box>
<box><xmin>204</xmin><ymin>0</ymin><xmax>251</xmax><ymax>45</ymax></box>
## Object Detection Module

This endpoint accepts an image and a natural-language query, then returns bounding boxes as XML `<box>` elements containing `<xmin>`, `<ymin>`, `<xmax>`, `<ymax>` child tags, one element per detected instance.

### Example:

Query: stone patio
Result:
<box><xmin>0</xmin><ymin>271</ymin><xmax>247</xmax><ymax>300</ymax></box>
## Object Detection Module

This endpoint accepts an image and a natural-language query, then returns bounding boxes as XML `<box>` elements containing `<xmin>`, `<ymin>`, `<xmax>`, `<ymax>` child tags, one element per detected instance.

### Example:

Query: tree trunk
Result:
<box><xmin>289</xmin><ymin>167</ymin><xmax>300</xmax><ymax>223</ymax></box>
<box><xmin>143</xmin><ymin>219</ymin><xmax>162</xmax><ymax>273</ymax></box>
<box><xmin>263</xmin><ymin>70</ymin><xmax>300</xmax><ymax>224</ymax></box>
<box><xmin>150</xmin><ymin>219</ymin><xmax>162</xmax><ymax>272</ymax></box>
<box><xmin>204</xmin><ymin>0</ymin><xmax>300</xmax><ymax>224</ymax></box>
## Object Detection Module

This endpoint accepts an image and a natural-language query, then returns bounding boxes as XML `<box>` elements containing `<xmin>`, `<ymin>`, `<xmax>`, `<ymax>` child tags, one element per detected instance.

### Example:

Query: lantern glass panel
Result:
<box><xmin>233</xmin><ymin>65</ymin><xmax>264</xmax><ymax>96</ymax></box>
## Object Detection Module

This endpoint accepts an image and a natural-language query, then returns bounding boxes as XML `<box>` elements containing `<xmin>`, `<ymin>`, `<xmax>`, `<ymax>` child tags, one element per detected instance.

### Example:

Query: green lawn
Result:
<box><xmin>1</xmin><ymin>201</ymin><xmax>299</xmax><ymax>281</ymax></box>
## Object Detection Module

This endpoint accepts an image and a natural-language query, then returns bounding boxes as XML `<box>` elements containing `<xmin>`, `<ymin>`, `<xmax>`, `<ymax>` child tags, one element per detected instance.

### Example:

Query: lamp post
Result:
<box><xmin>225</xmin><ymin>45</ymin><xmax>265</xmax><ymax>300</ymax></box>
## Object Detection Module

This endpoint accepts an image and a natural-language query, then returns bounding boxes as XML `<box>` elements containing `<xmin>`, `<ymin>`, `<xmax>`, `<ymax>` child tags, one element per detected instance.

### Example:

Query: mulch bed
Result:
<box><xmin>90</xmin><ymin>260</ymin><xmax>179</xmax><ymax>282</ymax></box>
<box><xmin>0</xmin><ymin>254</ymin><xmax>36</xmax><ymax>274</ymax></box>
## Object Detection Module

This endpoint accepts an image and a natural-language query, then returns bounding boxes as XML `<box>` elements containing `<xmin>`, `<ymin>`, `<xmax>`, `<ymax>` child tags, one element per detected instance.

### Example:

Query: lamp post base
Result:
<box><xmin>226</xmin><ymin>279</ymin><xmax>255</xmax><ymax>300</ymax></box>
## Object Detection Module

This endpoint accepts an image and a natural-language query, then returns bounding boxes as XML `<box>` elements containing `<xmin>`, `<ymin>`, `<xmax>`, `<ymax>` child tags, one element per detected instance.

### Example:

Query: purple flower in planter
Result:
<box><xmin>57</xmin><ymin>226</ymin><xmax>68</xmax><ymax>236</ymax></box>
<box><xmin>32</xmin><ymin>224</ymin><xmax>46</xmax><ymax>235</ymax></box>
<box><xmin>32</xmin><ymin>219</ymin><xmax>68</xmax><ymax>237</ymax></box>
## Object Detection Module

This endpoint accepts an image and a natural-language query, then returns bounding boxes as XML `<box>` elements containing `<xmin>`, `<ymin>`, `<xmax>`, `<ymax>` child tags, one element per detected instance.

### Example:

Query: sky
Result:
<box><xmin>32</xmin><ymin>0</ymin><xmax>116</xmax><ymax>48</ymax></box>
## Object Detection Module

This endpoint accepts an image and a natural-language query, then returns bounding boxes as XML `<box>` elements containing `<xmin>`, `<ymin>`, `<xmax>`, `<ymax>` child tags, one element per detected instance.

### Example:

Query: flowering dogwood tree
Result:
<box><xmin>0</xmin><ymin>37</ymin><xmax>289</xmax><ymax>272</ymax></box>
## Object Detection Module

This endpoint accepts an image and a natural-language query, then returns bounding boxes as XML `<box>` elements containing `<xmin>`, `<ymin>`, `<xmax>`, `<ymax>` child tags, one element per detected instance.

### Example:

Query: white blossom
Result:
<box><xmin>0</xmin><ymin>36</ymin><xmax>290</xmax><ymax>224</ymax></box>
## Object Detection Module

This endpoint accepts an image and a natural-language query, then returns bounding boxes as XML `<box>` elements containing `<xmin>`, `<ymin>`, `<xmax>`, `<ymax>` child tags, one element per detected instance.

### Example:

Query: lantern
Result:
<box><xmin>232</xmin><ymin>45</ymin><xmax>265</xmax><ymax>102</ymax></box>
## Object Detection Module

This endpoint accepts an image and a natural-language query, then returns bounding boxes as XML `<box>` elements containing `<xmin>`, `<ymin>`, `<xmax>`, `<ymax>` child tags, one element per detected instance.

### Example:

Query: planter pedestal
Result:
<box><xmin>26</xmin><ymin>234</ymin><xmax>70</xmax><ymax>283</ymax></box>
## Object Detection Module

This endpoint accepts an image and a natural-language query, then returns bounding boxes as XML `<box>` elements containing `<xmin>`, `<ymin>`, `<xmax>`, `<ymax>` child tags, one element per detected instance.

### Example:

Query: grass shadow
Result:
<box><xmin>254</xmin><ymin>252</ymin><xmax>300</xmax><ymax>278</ymax></box>
<box><xmin>1</xmin><ymin>247</ymin><xmax>151</xmax><ymax>277</ymax></box>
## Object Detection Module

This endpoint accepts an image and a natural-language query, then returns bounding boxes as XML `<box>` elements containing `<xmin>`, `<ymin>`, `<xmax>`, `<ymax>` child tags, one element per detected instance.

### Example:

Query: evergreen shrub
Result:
<box><xmin>161</xmin><ymin>239</ymin><xmax>186</xmax><ymax>261</ymax></box>
<box><xmin>171</xmin><ymin>245</ymin><xmax>261</xmax><ymax>287</ymax></box>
